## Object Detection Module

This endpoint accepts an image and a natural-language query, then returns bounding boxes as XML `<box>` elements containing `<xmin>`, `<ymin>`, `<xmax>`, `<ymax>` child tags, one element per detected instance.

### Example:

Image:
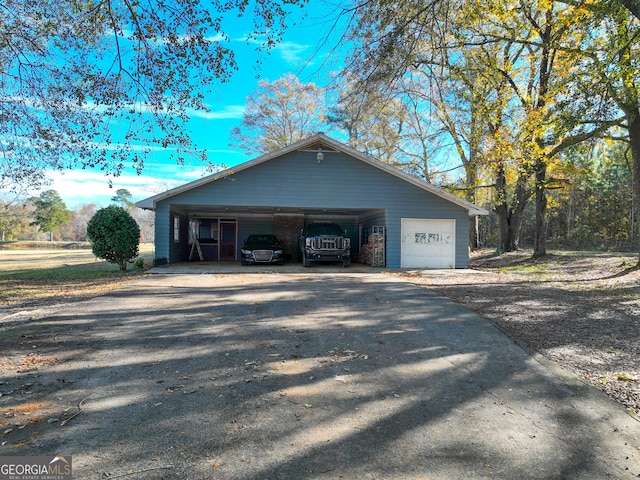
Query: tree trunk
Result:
<box><xmin>510</xmin><ymin>173</ymin><xmax>531</xmax><ymax>249</ymax></box>
<box><xmin>465</xmin><ymin>163</ymin><xmax>479</xmax><ymax>251</ymax></box>
<box><xmin>494</xmin><ymin>164</ymin><xmax>531</xmax><ymax>252</ymax></box>
<box><xmin>469</xmin><ymin>216</ymin><xmax>479</xmax><ymax>250</ymax></box>
<box><xmin>626</xmin><ymin>110</ymin><xmax>640</xmax><ymax>265</ymax></box>
<box><xmin>533</xmin><ymin>157</ymin><xmax>548</xmax><ymax>257</ymax></box>
<box><xmin>532</xmin><ymin>12</ymin><xmax>553</xmax><ymax>258</ymax></box>
<box><xmin>466</xmin><ymin>95</ymin><xmax>482</xmax><ymax>251</ymax></box>
<box><xmin>494</xmin><ymin>164</ymin><xmax>518</xmax><ymax>252</ymax></box>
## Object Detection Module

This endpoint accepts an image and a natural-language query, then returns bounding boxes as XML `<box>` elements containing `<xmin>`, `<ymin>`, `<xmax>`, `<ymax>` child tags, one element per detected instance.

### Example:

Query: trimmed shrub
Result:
<box><xmin>87</xmin><ymin>206</ymin><xmax>140</xmax><ymax>271</ymax></box>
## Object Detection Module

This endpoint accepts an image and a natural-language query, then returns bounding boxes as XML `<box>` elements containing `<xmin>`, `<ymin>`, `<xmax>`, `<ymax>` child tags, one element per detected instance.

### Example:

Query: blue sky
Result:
<box><xmin>42</xmin><ymin>1</ymin><xmax>348</xmax><ymax>209</ymax></box>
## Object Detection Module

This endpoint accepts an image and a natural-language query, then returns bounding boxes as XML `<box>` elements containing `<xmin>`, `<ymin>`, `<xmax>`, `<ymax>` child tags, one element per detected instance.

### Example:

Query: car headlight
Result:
<box><xmin>241</xmin><ymin>249</ymin><xmax>251</xmax><ymax>255</ymax></box>
<box><xmin>274</xmin><ymin>250</ymin><xmax>283</xmax><ymax>255</ymax></box>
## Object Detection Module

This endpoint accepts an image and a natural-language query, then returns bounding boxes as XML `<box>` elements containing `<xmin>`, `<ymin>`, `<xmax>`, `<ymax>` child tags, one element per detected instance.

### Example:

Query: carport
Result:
<box><xmin>167</xmin><ymin>204</ymin><xmax>385</xmax><ymax>265</ymax></box>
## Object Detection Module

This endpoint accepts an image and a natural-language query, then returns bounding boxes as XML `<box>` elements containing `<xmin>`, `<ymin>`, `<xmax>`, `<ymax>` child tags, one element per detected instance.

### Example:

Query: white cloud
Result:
<box><xmin>22</xmin><ymin>140</ymin><xmax>246</xmax><ymax>209</ymax></box>
<box><xmin>232</xmin><ymin>33</ymin><xmax>260</xmax><ymax>44</ymax></box>
<box><xmin>273</xmin><ymin>41</ymin><xmax>312</xmax><ymax>65</ymax></box>
<box><xmin>205</xmin><ymin>33</ymin><xmax>227</xmax><ymax>43</ymax></box>
<box><xmin>188</xmin><ymin>104</ymin><xmax>245</xmax><ymax>120</ymax></box>
<box><xmin>40</xmin><ymin>168</ymin><xmax>199</xmax><ymax>209</ymax></box>
<box><xmin>231</xmin><ymin>34</ymin><xmax>311</xmax><ymax>66</ymax></box>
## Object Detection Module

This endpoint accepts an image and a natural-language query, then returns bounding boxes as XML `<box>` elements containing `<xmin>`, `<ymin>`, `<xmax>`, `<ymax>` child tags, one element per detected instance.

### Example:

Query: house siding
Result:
<box><xmin>153</xmin><ymin>203</ymin><xmax>170</xmax><ymax>265</ymax></box>
<box><xmin>237</xmin><ymin>215</ymin><xmax>274</xmax><ymax>241</ymax></box>
<box><xmin>152</xmin><ymin>148</ymin><xmax>471</xmax><ymax>267</ymax></box>
<box><xmin>158</xmin><ymin>150</ymin><xmax>469</xmax><ymax>211</ymax></box>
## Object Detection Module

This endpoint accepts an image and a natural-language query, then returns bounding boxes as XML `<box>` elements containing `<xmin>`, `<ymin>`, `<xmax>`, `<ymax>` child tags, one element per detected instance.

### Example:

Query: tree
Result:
<box><xmin>440</xmin><ymin>1</ymin><xmax>619</xmax><ymax>256</ymax></box>
<box><xmin>87</xmin><ymin>206</ymin><xmax>140</xmax><ymax>271</ymax></box>
<box><xmin>0</xmin><ymin>199</ymin><xmax>32</xmax><ymax>241</ymax></box>
<box><xmin>329</xmin><ymin>75</ymin><xmax>406</xmax><ymax>165</ymax></box>
<box><xmin>412</xmin><ymin>52</ymin><xmax>499</xmax><ymax>250</ymax></box>
<box><xmin>392</xmin><ymin>80</ymin><xmax>444</xmax><ymax>183</ymax></box>
<box><xmin>577</xmin><ymin>3</ymin><xmax>640</xmax><ymax>263</ymax></box>
<box><xmin>111</xmin><ymin>189</ymin><xmax>135</xmax><ymax>212</ymax></box>
<box><xmin>59</xmin><ymin>203</ymin><xmax>97</xmax><ymax>241</ymax></box>
<box><xmin>338</xmin><ymin>0</ymin><xmax>628</xmax><ymax>257</ymax></box>
<box><xmin>1</xmin><ymin>0</ymin><xmax>306</xmax><ymax>192</ymax></box>
<box><xmin>547</xmin><ymin>141</ymin><xmax>633</xmax><ymax>248</ymax></box>
<box><xmin>132</xmin><ymin>208</ymin><xmax>155</xmax><ymax>244</ymax></box>
<box><xmin>30</xmin><ymin>190</ymin><xmax>72</xmax><ymax>241</ymax></box>
<box><xmin>229</xmin><ymin>74</ymin><xmax>329</xmax><ymax>156</ymax></box>
<box><xmin>336</xmin><ymin>0</ymin><xmax>500</xmax><ymax>250</ymax></box>
<box><xmin>611</xmin><ymin>0</ymin><xmax>640</xmax><ymax>20</ymax></box>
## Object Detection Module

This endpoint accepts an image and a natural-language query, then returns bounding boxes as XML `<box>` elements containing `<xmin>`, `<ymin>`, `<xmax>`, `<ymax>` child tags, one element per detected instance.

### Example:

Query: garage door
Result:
<box><xmin>401</xmin><ymin>219</ymin><xmax>455</xmax><ymax>268</ymax></box>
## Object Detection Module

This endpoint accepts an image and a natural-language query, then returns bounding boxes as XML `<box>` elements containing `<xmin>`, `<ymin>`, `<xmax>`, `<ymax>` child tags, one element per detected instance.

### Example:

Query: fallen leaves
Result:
<box><xmin>395</xmin><ymin>251</ymin><xmax>640</xmax><ymax>415</ymax></box>
<box><xmin>3</xmin><ymin>400</ymin><xmax>50</xmax><ymax>417</ymax></box>
<box><xmin>0</xmin><ymin>353</ymin><xmax>59</xmax><ymax>373</ymax></box>
<box><xmin>616</xmin><ymin>372</ymin><xmax>637</xmax><ymax>382</ymax></box>
<box><xmin>1</xmin><ymin>400</ymin><xmax>54</xmax><ymax>431</ymax></box>
<box><xmin>17</xmin><ymin>353</ymin><xmax>58</xmax><ymax>373</ymax></box>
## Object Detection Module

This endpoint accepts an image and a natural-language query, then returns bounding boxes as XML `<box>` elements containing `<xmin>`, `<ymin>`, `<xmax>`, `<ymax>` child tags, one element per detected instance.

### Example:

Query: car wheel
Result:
<box><xmin>342</xmin><ymin>259</ymin><xmax>351</xmax><ymax>267</ymax></box>
<box><xmin>302</xmin><ymin>257</ymin><xmax>311</xmax><ymax>267</ymax></box>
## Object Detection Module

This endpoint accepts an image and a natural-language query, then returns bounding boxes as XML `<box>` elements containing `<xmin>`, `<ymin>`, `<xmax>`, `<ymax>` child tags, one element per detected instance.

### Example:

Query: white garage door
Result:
<box><xmin>401</xmin><ymin>219</ymin><xmax>456</xmax><ymax>268</ymax></box>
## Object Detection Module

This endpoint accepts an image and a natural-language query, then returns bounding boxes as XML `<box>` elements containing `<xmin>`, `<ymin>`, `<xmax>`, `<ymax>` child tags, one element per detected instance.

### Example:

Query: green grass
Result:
<box><xmin>498</xmin><ymin>263</ymin><xmax>550</xmax><ymax>275</ymax></box>
<box><xmin>0</xmin><ymin>323</ymin><xmax>50</xmax><ymax>340</ymax></box>
<box><xmin>0</xmin><ymin>244</ymin><xmax>154</xmax><ymax>311</ymax></box>
<box><xmin>6</xmin><ymin>263</ymin><xmax>126</xmax><ymax>280</ymax></box>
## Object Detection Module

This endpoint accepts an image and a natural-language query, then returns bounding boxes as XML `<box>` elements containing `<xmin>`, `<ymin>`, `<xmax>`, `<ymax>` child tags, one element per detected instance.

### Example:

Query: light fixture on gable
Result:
<box><xmin>317</xmin><ymin>148</ymin><xmax>324</xmax><ymax>163</ymax></box>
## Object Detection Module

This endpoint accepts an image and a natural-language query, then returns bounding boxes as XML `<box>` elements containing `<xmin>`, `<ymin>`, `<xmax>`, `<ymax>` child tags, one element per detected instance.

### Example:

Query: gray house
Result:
<box><xmin>136</xmin><ymin>133</ymin><xmax>487</xmax><ymax>268</ymax></box>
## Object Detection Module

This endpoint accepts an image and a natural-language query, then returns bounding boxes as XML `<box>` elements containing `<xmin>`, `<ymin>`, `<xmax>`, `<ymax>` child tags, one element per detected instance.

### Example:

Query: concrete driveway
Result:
<box><xmin>2</xmin><ymin>270</ymin><xmax>639</xmax><ymax>479</ymax></box>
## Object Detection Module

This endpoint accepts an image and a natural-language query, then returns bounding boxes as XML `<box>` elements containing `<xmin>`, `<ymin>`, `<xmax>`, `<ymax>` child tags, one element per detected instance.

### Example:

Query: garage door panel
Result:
<box><xmin>401</xmin><ymin>219</ymin><xmax>455</xmax><ymax>268</ymax></box>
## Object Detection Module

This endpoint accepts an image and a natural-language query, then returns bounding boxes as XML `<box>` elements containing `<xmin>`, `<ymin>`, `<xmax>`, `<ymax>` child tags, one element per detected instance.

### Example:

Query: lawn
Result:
<box><xmin>0</xmin><ymin>243</ymin><xmax>154</xmax><ymax>315</ymax></box>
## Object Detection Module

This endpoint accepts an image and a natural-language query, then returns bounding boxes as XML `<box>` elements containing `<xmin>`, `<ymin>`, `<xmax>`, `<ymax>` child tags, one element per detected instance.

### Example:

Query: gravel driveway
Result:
<box><xmin>1</xmin><ymin>271</ymin><xmax>639</xmax><ymax>479</ymax></box>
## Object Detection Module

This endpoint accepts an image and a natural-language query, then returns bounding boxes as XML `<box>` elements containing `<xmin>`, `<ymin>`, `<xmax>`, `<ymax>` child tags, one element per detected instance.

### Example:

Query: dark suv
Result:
<box><xmin>299</xmin><ymin>222</ymin><xmax>351</xmax><ymax>267</ymax></box>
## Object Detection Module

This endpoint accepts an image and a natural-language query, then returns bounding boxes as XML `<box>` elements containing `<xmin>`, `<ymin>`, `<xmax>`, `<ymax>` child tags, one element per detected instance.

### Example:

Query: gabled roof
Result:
<box><xmin>136</xmin><ymin>133</ymin><xmax>489</xmax><ymax>216</ymax></box>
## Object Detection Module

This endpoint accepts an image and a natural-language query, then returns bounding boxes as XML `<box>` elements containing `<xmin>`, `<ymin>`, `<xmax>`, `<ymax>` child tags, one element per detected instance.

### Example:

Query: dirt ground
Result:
<box><xmin>0</xmin><ymin>250</ymin><xmax>640</xmax><ymax>414</ymax></box>
<box><xmin>394</xmin><ymin>250</ymin><xmax>640</xmax><ymax>416</ymax></box>
<box><xmin>0</xmin><ymin>248</ymin><xmax>638</xmax><ymax>429</ymax></box>
<box><xmin>1</xmin><ymin>268</ymin><xmax>639</xmax><ymax>479</ymax></box>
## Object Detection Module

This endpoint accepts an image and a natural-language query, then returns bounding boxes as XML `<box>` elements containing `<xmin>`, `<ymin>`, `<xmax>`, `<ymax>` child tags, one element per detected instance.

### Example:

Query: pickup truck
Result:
<box><xmin>299</xmin><ymin>222</ymin><xmax>351</xmax><ymax>267</ymax></box>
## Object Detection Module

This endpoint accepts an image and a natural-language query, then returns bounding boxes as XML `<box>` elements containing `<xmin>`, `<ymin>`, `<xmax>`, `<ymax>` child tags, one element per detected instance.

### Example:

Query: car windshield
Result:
<box><xmin>307</xmin><ymin>223</ymin><xmax>344</xmax><ymax>236</ymax></box>
<box><xmin>246</xmin><ymin>235</ymin><xmax>278</xmax><ymax>246</ymax></box>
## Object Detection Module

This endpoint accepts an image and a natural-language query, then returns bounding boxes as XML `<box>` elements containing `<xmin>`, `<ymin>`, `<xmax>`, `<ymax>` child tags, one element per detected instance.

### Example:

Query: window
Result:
<box><xmin>173</xmin><ymin>216</ymin><xmax>180</xmax><ymax>242</ymax></box>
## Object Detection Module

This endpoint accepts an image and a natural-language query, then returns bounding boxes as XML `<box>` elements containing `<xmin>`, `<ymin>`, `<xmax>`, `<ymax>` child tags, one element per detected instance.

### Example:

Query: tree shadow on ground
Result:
<box><xmin>399</xmin><ymin>251</ymin><xmax>640</xmax><ymax>415</ymax></box>
<box><xmin>0</xmin><ymin>273</ymin><xmax>638</xmax><ymax>479</ymax></box>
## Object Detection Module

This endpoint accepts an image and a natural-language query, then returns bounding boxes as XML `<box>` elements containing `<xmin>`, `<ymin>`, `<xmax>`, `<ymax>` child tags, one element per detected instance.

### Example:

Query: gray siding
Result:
<box><xmin>237</xmin><ymin>215</ymin><xmax>274</xmax><ymax>242</ymax></box>
<box><xmin>154</xmin><ymin>149</ymin><xmax>471</xmax><ymax>267</ymax></box>
<box><xmin>157</xmin><ymin>150</ymin><xmax>423</xmax><ymax>209</ymax></box>
<box><xmin>168</xmin><ymin>210</ymin><xmax>190</xmax><ymax>264</ymax></box>
<box><xmin>153</xmin><ymin>203</ymin><xmax>170</xmax><ymax>265</ymax></box>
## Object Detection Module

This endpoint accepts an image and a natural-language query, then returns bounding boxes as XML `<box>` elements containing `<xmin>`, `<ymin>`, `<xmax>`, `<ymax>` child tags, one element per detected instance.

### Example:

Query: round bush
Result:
<box><xmin>87</xmin><ymin>206</ymin><xmax>140</xmax><ymax>271</ymax></box>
